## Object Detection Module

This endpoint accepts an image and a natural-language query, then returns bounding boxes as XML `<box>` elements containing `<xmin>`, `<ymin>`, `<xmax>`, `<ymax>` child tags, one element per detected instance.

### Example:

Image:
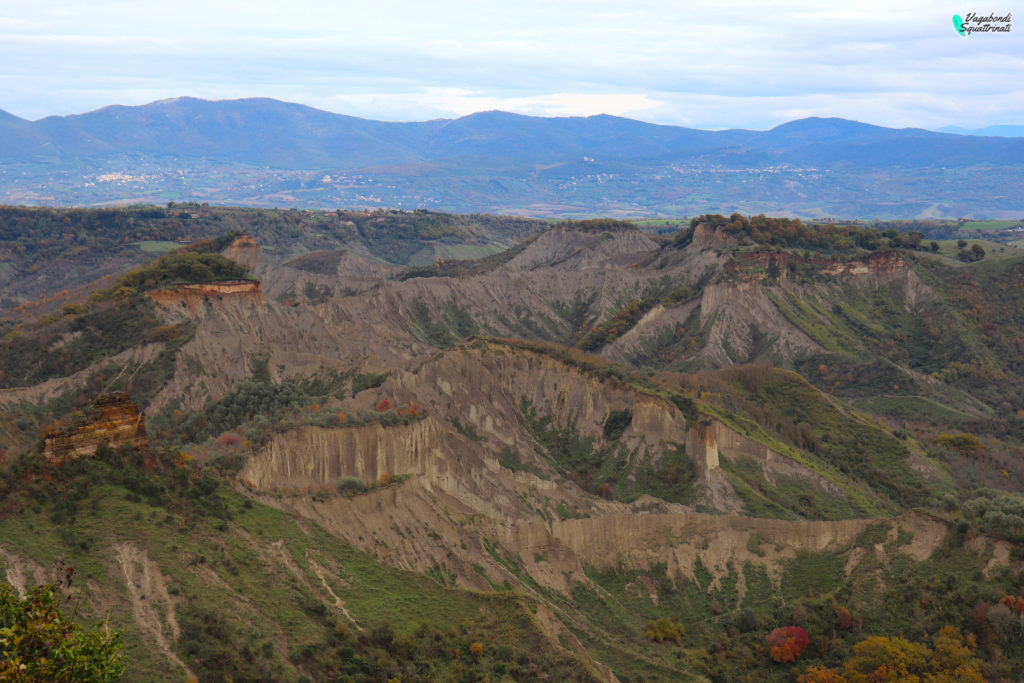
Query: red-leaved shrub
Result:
<box><xmin>767</xmin><ymin>626</ymin><xmax>810</xmax><ymax>663</ymax></box>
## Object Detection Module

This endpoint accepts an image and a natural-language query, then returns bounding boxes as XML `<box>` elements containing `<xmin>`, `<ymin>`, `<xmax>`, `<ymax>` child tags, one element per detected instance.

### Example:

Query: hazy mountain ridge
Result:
<box><xmin>939</xmin><ymin>124</ymin><xmax>1024</xmax><ymax>138</ymax></box>
<box><xmin>3</xmin><ymin>98</ymin><xmax>1024</xmax><ymax>218</ymax></box>
<box><xmin>4</xmin><ymin>98</ymin><xmax>1021</xmax><ymax>169</ymax></box>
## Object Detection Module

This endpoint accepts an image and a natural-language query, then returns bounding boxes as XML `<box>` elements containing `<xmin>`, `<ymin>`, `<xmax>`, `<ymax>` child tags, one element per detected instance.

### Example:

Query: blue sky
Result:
<box><xmin>2</xmin><ymin>0</ymin><xmax>1022</xmax><ymax>129</ymax></box>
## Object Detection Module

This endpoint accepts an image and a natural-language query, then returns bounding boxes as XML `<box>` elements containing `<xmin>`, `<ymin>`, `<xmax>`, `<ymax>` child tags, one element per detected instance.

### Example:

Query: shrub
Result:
<box><xmin>736</xmin><ymin>608</ymin><xmax>758</xmax><ymax>633</ymax></box>
<box><xmin>645</xmin><ymin>617</ymin><xmax>684</xmax><ymax>644</ymax></box>
<box><xmin>602</xmin><ymin>409</ymin><xmax>633</xmax><ymax>441</ymax></box>
<box><xmin>336</xmin><ymin>477</ymin><xmax>366</xmax><ymax>495</ymax></box>
<box><xmin>767</xmin><ymin>626</ymin><xmax>810</xmax><ymax>663</ymax></box>
<box><xmin>0</xmin><ymin>577</ymin><xmax>124</xmax><ymax>681</ymax></box>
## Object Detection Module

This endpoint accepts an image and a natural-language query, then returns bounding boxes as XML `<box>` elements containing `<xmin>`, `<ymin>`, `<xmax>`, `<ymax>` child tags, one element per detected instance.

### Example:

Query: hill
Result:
<box><xmin>3</xmin><ymin>212</ymin><xmax>1024</xmax><ymax>679</ymax></box>
<box><xmin>3</xmin><ymin>98</ymin><xmax>1024</xmax><ymax>217</ymax></box>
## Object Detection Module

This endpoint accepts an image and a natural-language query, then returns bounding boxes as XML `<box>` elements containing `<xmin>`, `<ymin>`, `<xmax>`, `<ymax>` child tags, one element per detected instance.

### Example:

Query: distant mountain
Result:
<box><xmin>5</xmin><ymin>98</ymin><xmax>1022</xmax><ymax>169</ymax></box>
<box><xmin>939</xmin><ymin>124</ymin><xmax>1024</xmax><ymax>138</ymax></box>
<box><xmin>18</xmin><ymin>97</ymin><xmax>441</xmax><ymax>168</ymax></box>
<box><xmin>2</xmin><ymin>98</ymin><xmax>1024</xmax><ymax>217</ymax></box>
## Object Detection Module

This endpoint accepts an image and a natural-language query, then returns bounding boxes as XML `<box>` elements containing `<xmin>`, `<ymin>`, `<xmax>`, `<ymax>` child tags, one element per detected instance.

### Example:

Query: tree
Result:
<box><xmin>645</xmin><ymin>617</ymin><xmax>684</xmax><ymax>644</ymax></box>
<box><xmin>767</xmin><ymin>626</ymin><xmax>810</xmax><ymax>663</ymax></box>
<box><xmin>800</xmin><ymin>629</ymin><xmax>983</xmax><ymax>683</ymax></box>
<box><xmin>0</xmin><ymin>576</ymin><xmax>123</xmax><ymax>681</ymax></box>
<box><xmin>934</xmin><ymin>432</ymin><xmax>985</xmax><ymax>456</ymax></box>
<box><xmin>929</xmin><ymin>626</ymin><xmax>983</xmax><ymax>681</ymax></box>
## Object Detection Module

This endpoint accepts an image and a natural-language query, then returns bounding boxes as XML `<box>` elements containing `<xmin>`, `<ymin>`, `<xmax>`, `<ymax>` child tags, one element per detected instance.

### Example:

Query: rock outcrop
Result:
<box><xmin>147</xmin><ymin>279</ymin><xmax>263</xmax><ymax>314</ymax></box>
<box><xmin>222</xmin><ymin>234</ymin><xmax>264</xmax><ymax>270</ymax></box>
<box><xmin>819</xmin><ymin>250</ymin><xmax>907</xmax><ymax>277</ymax></box>
<box><xmin>686</xmin><ymin>421</ymin><xmax>720</xmax><ymax>472</ymax></box>
<box><xmin>42</xmin><ymin>392</ymin><xmax>148</xmax><ymax>463</ymax></box>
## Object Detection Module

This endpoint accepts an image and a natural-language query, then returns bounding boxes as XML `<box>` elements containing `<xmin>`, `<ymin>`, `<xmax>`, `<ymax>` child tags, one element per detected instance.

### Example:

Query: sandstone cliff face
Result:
<box><xmin>240</xmin><ymin>418</ymin><xmax>454</xmax><ymax>491</ymax></box>
<box><xmin>606</xmin><ymin>245</ymin><xmax>935</xmax><ymax>370</ymax></box>
<box><xmin>819</xmin><ymin>250</ymin><xmax>907</xmax><ymax>277</ymax></box>
<box><xmin>42</xmin><ymin>392</ymin><xmax>148</xmax><ymax>463</ymax></box>
<box><xmin>147</xmin><ymin>280</ymin><xmax>263</xmax><ymax>315</ymax></box>
<box><xmin>689</xmin><ymin>224</ymin><xmax>740</xmax><ymax>250</ymax></box>
<box><xmin>697</xmin><ymin>280</ymin><xmax>823</xmax><ymax>366</ymax></box>
<box><xmin>711</xmin><ymin>418</ymin><xmax>842</xmax><ymax>494</ymax></box>
<box><xmin>388</xmin><ymin>343</ymin><xmax>688</xmax><ymax>458</ymax></box>
<box><xmin>240</xmin><ymin>344</ymin><xmax>691</xmax><ymax>495</ymax></box>
<box><xmin>251</xmin><ymin>436</ymin><xmax>957</xmax><ymax>599</ymax></box>
<box><xmin>222</xmin><ymin>234</ymin><xmax>264</xmax><ymax>270</ymax></box>
<box><xmin>240</xmin><ymin>343</ymin><xmax>939</xmax><ymax>596</ymax></box>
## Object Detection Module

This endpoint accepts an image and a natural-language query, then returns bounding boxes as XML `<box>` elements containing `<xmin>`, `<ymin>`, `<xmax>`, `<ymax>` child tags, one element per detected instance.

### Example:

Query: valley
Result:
<box><xmin>2</xmin><ymin>208</ymin><xmax>1024</xmax><ymax>680</ymax></box>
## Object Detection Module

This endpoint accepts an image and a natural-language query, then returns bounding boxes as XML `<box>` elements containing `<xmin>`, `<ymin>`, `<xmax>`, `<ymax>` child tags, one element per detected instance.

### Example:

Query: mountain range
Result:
<box><xmin>3</xmin><ymin>96</ymin><xmax>1023</xmax><ymax>169</ymax></box>
<box><xmin>939</xmin><ymin>124</ymin><xmax>1024</xmax><ymax>137</ymax></box>
<box><xmin>2</xmin><ymin>97</ymin><xmax>1024</xmax><ymax>218</ymax></box>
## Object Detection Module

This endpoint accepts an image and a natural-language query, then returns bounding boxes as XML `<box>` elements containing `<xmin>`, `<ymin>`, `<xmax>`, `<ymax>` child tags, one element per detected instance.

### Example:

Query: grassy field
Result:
<box><xmin>959</xmin><ymin>220</ymin><xmax>1019</xmax><ymax>231</ymax></box>
<box><xmin>132</xmin><ymin>240</ymin><xmax>183</xmax><ymax>253</ymax></box>
<box><xmin>924</xmin><ymin>239</ymin><xmax>1023</xmax><ymax>264</ymax></box>
<box><xmin>850</xmin><ymin>395</ymin><xmax>975</xmax><ymax>423</ymax></box>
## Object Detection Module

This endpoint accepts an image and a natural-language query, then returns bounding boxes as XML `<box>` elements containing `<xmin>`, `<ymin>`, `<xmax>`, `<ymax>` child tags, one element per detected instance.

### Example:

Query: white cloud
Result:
<box><xmin>1</xmin><ymin>0</ymin><xmax>1023</xmax><ymax>128</ymax></box>
<box><xmin>327</xmin><ymin>89</ymin><xmax>663</xmax><ymax>121</ymax></box>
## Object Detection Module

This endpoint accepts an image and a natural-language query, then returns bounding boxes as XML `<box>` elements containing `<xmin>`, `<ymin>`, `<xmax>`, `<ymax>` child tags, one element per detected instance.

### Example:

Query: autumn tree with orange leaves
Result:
<box><xmin>767</xmin><ymin>626</ymin><xmax>810</xmax><ymax>663</ymax></box>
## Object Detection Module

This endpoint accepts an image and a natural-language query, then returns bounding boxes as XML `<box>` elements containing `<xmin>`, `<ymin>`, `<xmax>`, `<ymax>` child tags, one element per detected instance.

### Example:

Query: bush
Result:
<box><xmin>645</xmin><ymin>617</ymin><xmax>684</xmax><ymax>644</ymax></box>
<box><xmin>337</xmin><ymin>477</ymin><xmax>366</xmax><ymax>496</ymax></box>
<box><xmin>0</xmin><ymin>578</ymin><xmax>124</xmax><ymax>681</ymax></box>
<box><xmin>602</xmin><ymin>409</ymin><xmax>633</xmax><ymax>441</ymax></box>
<box><xmin>767</xmin><ymin>626</ymin><xmax>810</xmax><ymax>663</ymax></box>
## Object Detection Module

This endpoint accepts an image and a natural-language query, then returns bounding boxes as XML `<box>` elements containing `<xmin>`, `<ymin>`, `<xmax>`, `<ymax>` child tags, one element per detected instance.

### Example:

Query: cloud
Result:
<box><xmin>1</xmin><ymin>0</ymin><xmax>1023</xmax><ymax>128</ymax></box>
<box><xmin>326</xmin><ymin>89</ymin><xmax>663</xmax><ymax>121</ymax></box>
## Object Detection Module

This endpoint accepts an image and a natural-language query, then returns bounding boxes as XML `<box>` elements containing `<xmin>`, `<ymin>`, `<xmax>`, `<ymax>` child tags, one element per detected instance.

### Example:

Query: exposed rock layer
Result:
<box><xmin>42</xmin><ymin>392</ymin><xmax>148</xmax><ymax>463</ymax></box>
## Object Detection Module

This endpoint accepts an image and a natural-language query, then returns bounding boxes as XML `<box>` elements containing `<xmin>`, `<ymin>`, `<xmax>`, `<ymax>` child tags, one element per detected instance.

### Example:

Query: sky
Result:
<box><xmin>1</xmin><ymin>0</ymin><xmax>1022</xmax><ymax>130</ymax></box>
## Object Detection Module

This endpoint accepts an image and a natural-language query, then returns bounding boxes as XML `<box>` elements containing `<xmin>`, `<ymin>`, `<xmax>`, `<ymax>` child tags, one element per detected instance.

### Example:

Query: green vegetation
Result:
<box><xmin>284</xmin><ymin>250</ymin><xmax>345</xmax><ymax>275</ymax></box>
<box><xmin>8</xmin><ymin>207</ymin><xmax>1024</xmax><ymax>681</ymax></box>
<box><xmin>0</xmin><ymin>298</ymin><xmax>188</xmax><ymax>391</ymax></box>
<box><xmin>687</xmin><ymin>213</ymin><xmax>891</xmax><ymax>253</ymax></box>
<box><xmin>91</xmin><ymin>251</ymin><xmax>250</xmax><ymax>302</ymax></box>
<box><xmin>157</xmin><ymin>370</ymin><xmax>422</xmax><ymax>452</ymax></box>
<box><xmin>960</xmin><ymin>489</ymin><xmax>1024</xmax><ymax>542</ymax></box>
<box><xmin>401</xmin><ymin>234</ymin><xmax>539</xmax><ymax>280</ymax></box>
<box><xmin>520</xmin><ymin>397</ymin><xmax>696</xmax><ymax>504</ymax></box>
<box><xmin>132</xmin><ymin>240</ymin><xmax>181</xmax><ymax>253</ymax></box>
<box><xmin>960</xmin><ymin>220</ymin><xmax>1018</xmax><ymax>231</ymax></box>
<box><xmin>288</xmin><ymin>600</ymin><xmax>594</xmax><ymax>681</ymax></box>
<box><xmin>0</xmin><ymin>446</ymin><xmax>595</xmax><ymax>681</ymax></box>
<box><xmin>350</xmin><ymin>370</ymin><xmax>389</xmax><ymax>397</ymax></box>
<box><xmin>0</xmin><ymin>577</ymin><xmax>124</xmax><ymax>681</ymax></box>
<box><xmin>0</xmin><ymin>205</ymin><xmax>543</xmax><ymax>282</ymax></box>
<box><xmin>602</xmin><ymin>409</ymin><xmax>633</xmax><ymax>441</ymax></box>
<box><xmin>692</xmin><ymin>363</ymin><xmax>936</xmax><ymax>510</ymax></box>
<box><xmin>407</xmin><ymin>299</ymin><xmax>481</xmax><ymax>348</ymax></box>
<box><xmin>644</xmin><ymin>616</ymin><xmax>684</xmax><ymax>644</ymax></box>
<box><xmin>563</xmin><ymin>521</ymin><xmax>1023</xmax><ymax>682</ymax></box>
<box><xmin>577</xmin><ymin>284</ymin><xmax>695</xmax><ymax>351</ymax></box>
